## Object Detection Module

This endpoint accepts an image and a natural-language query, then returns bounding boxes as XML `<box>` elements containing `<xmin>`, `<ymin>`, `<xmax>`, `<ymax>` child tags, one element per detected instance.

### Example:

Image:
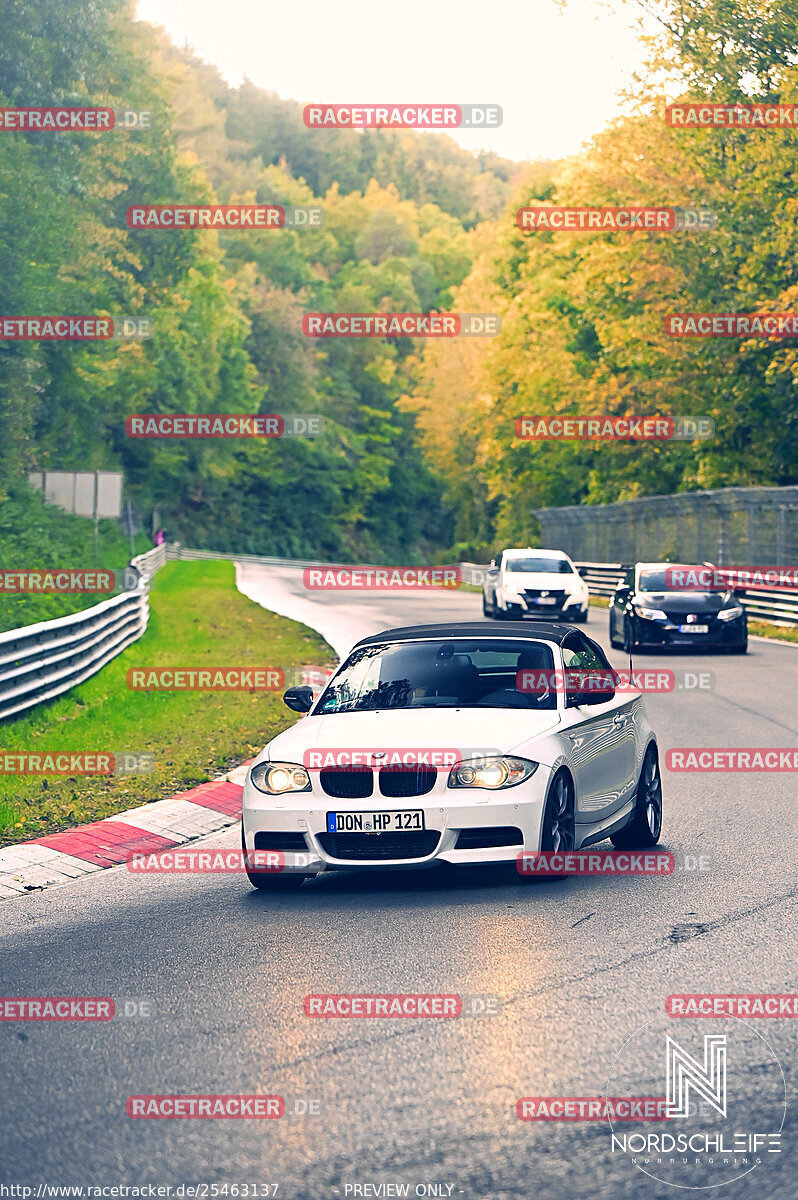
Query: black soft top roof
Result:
<box><xmin>353</xmin><ymin>620</ymin><xmax>578</xmax><ymax>649</ymax></box>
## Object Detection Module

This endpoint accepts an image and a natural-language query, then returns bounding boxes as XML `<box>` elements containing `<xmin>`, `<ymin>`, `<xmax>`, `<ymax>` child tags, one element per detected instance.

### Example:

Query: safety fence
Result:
<box><xmin>532</xmin><ymin>486</ymin><xmax>798</xmax><ymax>567</ymax></box>
<box><xmin>0</xmin><ymin>543</ymin><xmax>167</xmax><ymax>722</ymax></box>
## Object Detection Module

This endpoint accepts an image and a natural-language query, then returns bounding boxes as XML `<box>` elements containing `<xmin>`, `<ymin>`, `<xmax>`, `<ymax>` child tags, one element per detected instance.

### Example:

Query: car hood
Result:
<box><xmin>503</xmin><ymin>571</ymin><xmax>582</xmax><ymax>591</ymax></box>
<box><xmin>257</xmin><ymin>706</ymin><xmax>562</xmax><ymax>765</ymax></box>
<box><xmin>635</xmin><ymin>591</ymin><xmax>734</xmax><ymax>614</ymax></box>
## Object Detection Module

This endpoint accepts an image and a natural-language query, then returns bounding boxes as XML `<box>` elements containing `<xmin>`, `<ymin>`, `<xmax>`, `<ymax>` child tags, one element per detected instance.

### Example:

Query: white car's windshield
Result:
<box><xmin>316</xmin><ymin>639</ymin><xmax>558</xmax><ymax>713</ymax></box>
<box><xmin>504</xmin><ymin>557</ymin><xmax>574</xmax><ymax>574</ymax></box>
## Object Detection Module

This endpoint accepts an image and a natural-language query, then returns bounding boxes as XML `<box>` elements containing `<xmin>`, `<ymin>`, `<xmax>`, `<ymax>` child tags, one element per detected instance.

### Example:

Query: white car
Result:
<box><xmin>241</xmin><ymin>621</ymin><xmax>662</xmax><ymax>890</ymax></box>
<box><xmin>483</xmin><ymin>548</ymin><xmax>589</xmax><ymax>622</ymax></box>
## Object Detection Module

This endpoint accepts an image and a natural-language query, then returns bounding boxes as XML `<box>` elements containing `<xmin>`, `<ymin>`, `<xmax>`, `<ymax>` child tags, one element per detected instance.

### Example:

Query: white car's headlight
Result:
<box><xmin>448</xmin><ymin>756</ymin><xmax>538</xmax><ymax>790</ymax></box>
<box><xmin>717</xmin><ymin>605</ymin><xmax>744</xmax><ymax>621</ymax></box>
<box><xmin>250</xmin><ymin>761</ymin><xmax>311</xmax><ymax>795</ymax></box>
<box><xmin>635</xmin><ymin>605</ymin><xmax>667</xmax><ymax>620</ymax></box>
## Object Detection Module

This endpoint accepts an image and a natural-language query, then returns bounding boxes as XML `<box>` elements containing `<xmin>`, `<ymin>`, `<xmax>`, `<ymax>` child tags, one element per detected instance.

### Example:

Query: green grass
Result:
<box><xmin>748</xmin><ymin>619</ymin><xmax>798</xmax><ymax>643</ymax></box>
<box><xmin>0</xmin><ymin>480</ymin><xmax>152</xmax><ymax>632</ymax></box>
<box><xmin>0</xmin><ymin>560</ymin><xmax>334</xmax><ymax>846</ymax></box>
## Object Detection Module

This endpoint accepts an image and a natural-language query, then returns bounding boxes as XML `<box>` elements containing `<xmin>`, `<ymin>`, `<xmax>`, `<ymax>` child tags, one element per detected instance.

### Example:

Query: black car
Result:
<box><xmin>609</xmin><ymin>563</ymin><xmax>747</xmax><ymax>653</ymax></box>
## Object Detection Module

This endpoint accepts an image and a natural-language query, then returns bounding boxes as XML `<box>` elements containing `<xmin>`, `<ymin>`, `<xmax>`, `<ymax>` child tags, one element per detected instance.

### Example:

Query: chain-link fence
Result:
<box><xmin>532</xmin><ymin>486</ymin><xmax>798</xmax><ymax>566</ymax></box>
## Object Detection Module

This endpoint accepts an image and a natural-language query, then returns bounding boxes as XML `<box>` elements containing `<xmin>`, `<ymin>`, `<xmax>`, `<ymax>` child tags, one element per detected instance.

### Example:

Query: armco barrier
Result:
<box><xmin>0</xmin><ymin>543</ymin><xmax>167</xmax><ymax>722</ymax></box>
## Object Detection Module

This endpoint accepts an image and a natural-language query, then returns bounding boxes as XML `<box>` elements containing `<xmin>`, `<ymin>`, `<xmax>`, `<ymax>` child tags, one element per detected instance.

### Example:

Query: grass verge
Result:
<box><xmin>0</xmin><ymin>560</ymin><xmax>334</xmax><ymax>846</ymax></box>
<box><xmin>0</xmin><ymin>480</ymin><xmax>153</xmax><ymax>632</ymax></box>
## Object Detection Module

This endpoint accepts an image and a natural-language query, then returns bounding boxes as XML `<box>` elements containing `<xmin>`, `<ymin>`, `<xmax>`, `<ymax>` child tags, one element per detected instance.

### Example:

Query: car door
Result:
<box><xmin>560</xmin><ymin>633</ymin><xmax>636</xmax><ymax>821</ymax></box>
<box><xmin>484</xmin><ymin>559</ymin><xmax>500</xmax><ymax>606</ymax></box>
<box><xmin>610</xmin><ymin>567</ymin><xmax>635</xmax><ymax>639</ymax></box>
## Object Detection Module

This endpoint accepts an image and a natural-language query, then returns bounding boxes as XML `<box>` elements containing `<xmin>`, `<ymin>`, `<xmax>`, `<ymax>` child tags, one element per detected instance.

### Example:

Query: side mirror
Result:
<box><xmin>566</xmin><ymin>688</ymin><xmax>614</xmax><ymax>707</ymax></box>
<box><xmin>283</xmin><ymin>685</ymin><xmax>314</xmax><ymax>713</ymax></box>
<box><xmin>565</xmin><ymin>669</ymin><xmax>616</xmax><ymax>707</ymax></box>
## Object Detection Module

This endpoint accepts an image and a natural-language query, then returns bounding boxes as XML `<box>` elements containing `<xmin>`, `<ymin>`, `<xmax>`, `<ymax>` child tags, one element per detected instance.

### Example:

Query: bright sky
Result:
<box><xmin>135</xmin><ymin>0</ymin><xmax>659</xmax><ymax>163</ymax></box>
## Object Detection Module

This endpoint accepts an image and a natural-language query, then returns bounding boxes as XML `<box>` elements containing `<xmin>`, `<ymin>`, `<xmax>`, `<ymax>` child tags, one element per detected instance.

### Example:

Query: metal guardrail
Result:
<box><xmin>0</xmin><ymin>543</ymin><xmax>168</xmax><ymax>722</ymax></box>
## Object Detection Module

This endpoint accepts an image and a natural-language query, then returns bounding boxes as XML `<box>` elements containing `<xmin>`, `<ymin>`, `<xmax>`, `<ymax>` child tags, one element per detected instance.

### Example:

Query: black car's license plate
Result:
<box><xmin>326</xmin><ymin>810</ymin><xmax>425</xmax><ymax>833</ymax></box>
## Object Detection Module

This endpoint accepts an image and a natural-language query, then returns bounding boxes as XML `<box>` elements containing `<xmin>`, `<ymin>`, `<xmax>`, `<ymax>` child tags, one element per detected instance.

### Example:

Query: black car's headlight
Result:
<box><xmin>250</xmin><ymin>761</ymin><xmax>311</xmax><ymax>795</ymax></box>
<box><xmin>448</xmin><ymin>756</ymin><xmax>538</xmax><ymax>790</ymax></box>
<box><xmin>634</xmin><ymin>605</ymin><xmax>667</xmax><ymax>620</ymax></box>
<box><xmin>717</xmin><ymin>605</ymin><xmax>744</xmax><ymax>622</ymax></box>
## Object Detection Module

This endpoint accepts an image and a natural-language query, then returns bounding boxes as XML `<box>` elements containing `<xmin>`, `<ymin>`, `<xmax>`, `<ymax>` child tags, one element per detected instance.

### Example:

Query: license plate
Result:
<box><xmin>534</xmin><ymin>597</ymin><xmax>557</xmax><ymax>605</ymax></box>
<box><xmin>678</xmin><ymin>624</ymin><xmax>709</xmax><ymax>633</ymax></box>
<box><xmin>327</xmin><ymin>810</ymin><xmax>425</xmax><ymax>833</ymax></box>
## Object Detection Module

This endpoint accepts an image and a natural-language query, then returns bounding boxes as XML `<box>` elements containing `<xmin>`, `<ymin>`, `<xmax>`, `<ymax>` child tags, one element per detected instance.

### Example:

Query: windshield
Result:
<box><xmin>637</xmin><ymin>567</ymin><xmax>724</xmax><ymax>593</ymax></box>
<box><xmin>504</xmin><ymin>557</ymin><xmax>574</xmax><ymax>574</ymax></box>
<box><xmin>316</xmin><ymin>639</ymin><xmax>558</xmax><ymax>713</ymax></box>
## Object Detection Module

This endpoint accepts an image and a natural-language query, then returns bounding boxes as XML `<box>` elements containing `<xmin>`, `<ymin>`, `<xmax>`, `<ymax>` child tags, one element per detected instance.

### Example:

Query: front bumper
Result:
<box><xmin>632</xmin><ymin>613</ymin><xmax>747</xmax><ymax>648</ymax></box>
<box><xmin>242</xmin><ymin>768</ymin><xmax>551</xmax><ymax>873</ymax></box>
<box><xmin>502</xmin><ymin>594</ymin><xmax>588</xmax><ymax>620</ymax></box>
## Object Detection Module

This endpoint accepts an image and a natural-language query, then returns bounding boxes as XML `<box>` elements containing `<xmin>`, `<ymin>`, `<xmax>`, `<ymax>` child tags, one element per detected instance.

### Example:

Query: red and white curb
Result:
<box><xmin>0</xmin><ymin>763</ymin><xmax>250</xmax><ymax>900</ymax></box>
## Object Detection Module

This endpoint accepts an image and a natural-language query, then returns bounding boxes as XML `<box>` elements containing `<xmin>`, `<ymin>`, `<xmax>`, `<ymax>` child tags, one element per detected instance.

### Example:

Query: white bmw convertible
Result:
<box><xmin>241</xmin><ymin>621</ymin><xmax>663</xmax><ymax>889</ymax></box>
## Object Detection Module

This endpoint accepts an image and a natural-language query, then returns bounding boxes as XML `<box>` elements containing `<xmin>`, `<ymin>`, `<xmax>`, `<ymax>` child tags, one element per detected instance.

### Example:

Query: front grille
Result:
<box><xmin>254</xmin><ymin>831</ymin><xmax>308</xmax><ymax>851</ymax></box>
<box><xmin>320</xmin><ymin>768</ymin><xmax>373</xmax><ymax>799</ymax></box>
<box><xmin>455</xmin><ymin>826</ymin><xmax>524</xmax><ymax>850</ymax></box>
<box><xmin>663</xmin><ymin>612</ymin><xmax>715</xmax><ymax>625</ymax></box>
<box><xmin>379</xmin><ymin>766</ymin><xmax>437</xmax><ymax>797</ymax></box>
<box><xmin>522</xmin><ymin>589</ymin><xmax>566</xmax><ymax>600</ymax></box>
<box><xmin>318</xmin><ymin>830</ymin><xmax>440</xmax><ymax>860</ymax></box>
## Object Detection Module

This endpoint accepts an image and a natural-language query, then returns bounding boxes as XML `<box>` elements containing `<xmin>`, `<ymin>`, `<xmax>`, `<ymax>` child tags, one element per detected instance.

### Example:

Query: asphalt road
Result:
<box><xmin>2</xmin><ymin>566</ymin><xmax>797</xmax><ymax>1200</ymax></box>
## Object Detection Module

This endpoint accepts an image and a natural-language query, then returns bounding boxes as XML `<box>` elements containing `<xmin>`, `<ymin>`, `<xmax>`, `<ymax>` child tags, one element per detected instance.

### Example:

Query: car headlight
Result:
<box><xmin>448</xmin><ymin>755</ymin><xmax>538</xmax><ymax>790</ymax></box>
<box><xmin>717</xmin><ymin>605</ymin><xmax>744</xmax><ymax>621</ymax></box>
<box><xmin>634</xmin><ymin>605</ymin><xmax>667</xmax><ymax>620</ymax></box>
<box><xmin>250</xmin><ymin>761</ymin><xmax>311</xmax><ymax>795</ymax></box>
